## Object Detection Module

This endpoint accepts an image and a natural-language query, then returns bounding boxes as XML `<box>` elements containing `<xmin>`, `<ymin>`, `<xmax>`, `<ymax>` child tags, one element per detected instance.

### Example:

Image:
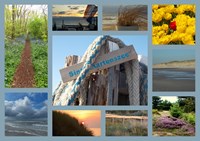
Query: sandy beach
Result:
<box><xmin>153</xmin><ymin>68</ymin><xmax>195</xmax><ymax>91</ymax></box>
<box><xmin>103</xmin><ymin>24</ymin><xmax>117</xmax><ymax>31</ymax></box>
<box><xmin>103</xmin><ymin>24</ymin><xmax>141</xmax><ymax>31</ymax></box>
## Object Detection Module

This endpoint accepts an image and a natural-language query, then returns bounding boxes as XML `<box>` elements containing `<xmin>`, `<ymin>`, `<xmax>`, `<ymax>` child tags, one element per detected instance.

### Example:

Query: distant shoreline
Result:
<box><xmin>153</xmin><ymin>60</ymin><xmax>195</xmax><ymax>69</ymax></box>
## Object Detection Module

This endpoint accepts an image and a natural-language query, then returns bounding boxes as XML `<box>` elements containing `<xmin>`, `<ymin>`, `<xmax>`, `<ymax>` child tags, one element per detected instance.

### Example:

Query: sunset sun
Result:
<box><xmin>81</xmin><ymin>121</ymin><xmax>85</xmax><ymax>125</ymax></box>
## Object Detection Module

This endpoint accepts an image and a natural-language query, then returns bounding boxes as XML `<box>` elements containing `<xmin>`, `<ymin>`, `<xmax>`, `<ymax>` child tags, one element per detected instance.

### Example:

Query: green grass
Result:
<box><xmin>106</xmin><ymin>118</ymin><xmax>148</xmax><ymax>136</ymax></box>
<box><xmin>31</xmin><ymin>42</ymin><xmax>48</xmax><ymax>88</ymax></box>
<box><xmin>5</xmin><ymin>40</ymin><xmax>24</xmax><ymax>87</ymax></box>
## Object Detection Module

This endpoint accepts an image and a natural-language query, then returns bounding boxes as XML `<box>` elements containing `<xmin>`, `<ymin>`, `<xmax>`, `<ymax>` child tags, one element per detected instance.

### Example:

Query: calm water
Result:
<box><xmin>153</xmin><ymin>69</ymin><xmax>195</xmax><ymax>80</ymax></box>
<box><xmin>5</xmin><ymin>120</ymin><xmax>48</xmax><ymax>136</ymax></box>
<box><xmin>53</xmin><ymin>17</ymin><xmax>88</xmax><ymax>28</ymax></box>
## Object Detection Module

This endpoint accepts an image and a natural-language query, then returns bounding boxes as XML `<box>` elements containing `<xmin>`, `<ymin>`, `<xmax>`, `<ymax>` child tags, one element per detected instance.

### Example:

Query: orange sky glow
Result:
<box><xmin>57</xmin><ymin>110</ymin><xmax>101</xmax><ymax>136</ymax></box>
<box><xmin>52</xmin><ymin>5</ymin><xmax>98</xmax><ymax>17</ymax></box>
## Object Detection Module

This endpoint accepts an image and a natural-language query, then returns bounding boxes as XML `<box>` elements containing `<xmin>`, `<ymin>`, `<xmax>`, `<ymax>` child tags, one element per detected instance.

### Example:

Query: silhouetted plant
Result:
<box><xmin>53</xmin><ymin>111</ymin><xmax>93</xmax><ymax>136</ymax></box>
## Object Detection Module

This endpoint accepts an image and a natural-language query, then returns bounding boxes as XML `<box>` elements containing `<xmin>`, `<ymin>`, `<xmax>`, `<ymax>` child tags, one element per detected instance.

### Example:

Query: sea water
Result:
<box><xmin>5</xmin><ymin>120</ymin><xmax>48</xmax><ymax>136</ymax></box>
<box><xmin>153</xmin><ymin>68</ymin><xmax>195</xmax><ymax>80</ymax></box>
<box><xmin>53</xmin><ymin>17</ymin><xmax>88</xmax><ymax>29</ymax></box>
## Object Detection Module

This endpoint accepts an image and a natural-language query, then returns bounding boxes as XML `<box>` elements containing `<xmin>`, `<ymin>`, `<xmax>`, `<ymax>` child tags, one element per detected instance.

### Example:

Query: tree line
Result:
<box><xmin>153</xmin><ymin>96</ymin><xmax>195</xmax><ymax>113</ymax></box>
<box><xmin>5</xmin><ymin>5</ymin><xmax>48</xmax><ymax>41</ymax></box>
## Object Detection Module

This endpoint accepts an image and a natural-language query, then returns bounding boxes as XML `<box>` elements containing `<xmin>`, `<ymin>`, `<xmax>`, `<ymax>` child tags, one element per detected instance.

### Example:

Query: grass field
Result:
<box><xmin>106</xmin><ymin>117</ymin><xmax>148</xmax><ymax>136</ymax></box>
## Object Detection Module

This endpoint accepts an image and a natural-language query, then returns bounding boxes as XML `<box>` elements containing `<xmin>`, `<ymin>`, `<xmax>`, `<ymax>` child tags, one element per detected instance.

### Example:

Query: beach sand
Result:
<box><xmin>103</xmin><ymin>24</ymin><xmax>141</xmax><ymax>31</ymax></box>
<box><xmin>153</xmin><ymin>68</ymin><xmax>195</xmax><ymax>91</ymax></box>
<box><xmin>103</xmin><ymin>24</ymin><xmax>117</xmax><ymax>31</ymax></box>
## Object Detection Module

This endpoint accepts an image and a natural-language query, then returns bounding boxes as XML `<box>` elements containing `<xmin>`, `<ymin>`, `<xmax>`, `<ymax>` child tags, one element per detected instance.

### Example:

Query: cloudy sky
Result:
<box><xmin>5</xmin><ymin>93</ymin><xmax>48</xmax><ymax>121</ymax></box>
<box><xmin>53</xmin><ymin>5</ymin><xmax>98</xmax><ymax>17</ymax></box>
<box><xmin>53</xmin><ymin>5</ymin><xmax>86</xmax><ymax>17</ymax></box>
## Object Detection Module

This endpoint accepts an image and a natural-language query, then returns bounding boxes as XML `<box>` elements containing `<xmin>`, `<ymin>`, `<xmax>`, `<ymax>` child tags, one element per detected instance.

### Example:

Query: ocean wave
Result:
<box><xmin>32</xmin><ymin>124</ymin><xmax>48</xmax><ymax>127</ymax></box>
<box><xmin>6</xmin><ymin>130</ymin><xmax>39</xmax><ymax>136</ymax></box>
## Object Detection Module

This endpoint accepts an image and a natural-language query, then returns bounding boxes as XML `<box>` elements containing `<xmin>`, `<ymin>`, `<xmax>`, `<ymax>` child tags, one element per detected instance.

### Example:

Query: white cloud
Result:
<box><xmin>5</xmin><ymin>96</ymin><xmax>47</xmax><ymax>120</ymax></box>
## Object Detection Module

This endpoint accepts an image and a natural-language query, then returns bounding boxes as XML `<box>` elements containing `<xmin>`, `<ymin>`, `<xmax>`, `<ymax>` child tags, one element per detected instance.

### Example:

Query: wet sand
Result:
<box><xmin>153</xmin><ymin>68</ymin><xmax>195</xmax><ymax>91</ymax></box>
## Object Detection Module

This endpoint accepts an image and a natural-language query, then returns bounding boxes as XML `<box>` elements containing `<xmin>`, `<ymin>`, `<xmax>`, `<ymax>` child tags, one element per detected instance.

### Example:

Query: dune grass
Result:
<box><xmin>53</xmin><ymin>111</ymin><xmax>93</xmax><ymax>136</ymax></box>
<box><xmin>106</xmin><ymin>118</ymin><xmax>148</xmax><ymax>136</ymax></box>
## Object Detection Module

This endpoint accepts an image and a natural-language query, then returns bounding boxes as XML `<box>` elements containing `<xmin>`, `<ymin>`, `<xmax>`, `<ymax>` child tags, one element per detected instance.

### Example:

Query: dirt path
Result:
<box><xmin>12</xmin><ymin>39</ymin><xmax>35</xmax><ymax>88</ymax></box>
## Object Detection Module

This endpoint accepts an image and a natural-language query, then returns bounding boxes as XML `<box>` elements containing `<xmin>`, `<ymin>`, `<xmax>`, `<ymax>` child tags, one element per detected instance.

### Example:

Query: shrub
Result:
<box><xmin>182</xmin><ymin>113</ymin><xmax>195</xmax><ymax>125</ymax></box>
<box><xmin>170</xmin><ymin>103</ymin><xmax>183</xmax><ymax>118</ymax></box>
<box><xmin>154</xmin><ymin>116</ymin><xmax>195</xmax><ymax>136</ymax></box>
<box><xmin>152</xmin><ymin>109</ymin><xmax>160</xmax><ymax>115</ymax></box>
<box><xmin>155</xmin><ymin>116</ymin><xmax>186</xmax><ymax>129</ymax></box>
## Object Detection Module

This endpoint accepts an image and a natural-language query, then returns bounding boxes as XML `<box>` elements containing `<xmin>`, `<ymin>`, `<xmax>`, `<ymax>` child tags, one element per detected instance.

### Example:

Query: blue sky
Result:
<box><xmin>52</xmin><ymin>35</ymin><xmax>147</xmax><ymax>91</ymax></box>
<box><xmin>153</xmin><ymin>49</ymin><xmax>195</xmax><ymax>64</ymax></box>
<box><xmin>5</xmin><ymin>93</ymin><xmax>48</xmax><ymax>120</ymax></box>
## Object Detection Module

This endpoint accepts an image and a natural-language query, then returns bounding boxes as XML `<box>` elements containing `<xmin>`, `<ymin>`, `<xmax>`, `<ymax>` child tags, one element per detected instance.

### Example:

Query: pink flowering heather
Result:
<box><xmin>181</xmin><ymin>124</ymin><xmax>195</xmax><ymax>135</ymax></box>
<box><xmin>155</xmin><ymin>116</ymin><xmax>195</xmax><ymax>135</ymax></box>
<box><xmin>155</xmin><ymin>116</ymin><xmax>186</xmax><ymax>129</ymax></box>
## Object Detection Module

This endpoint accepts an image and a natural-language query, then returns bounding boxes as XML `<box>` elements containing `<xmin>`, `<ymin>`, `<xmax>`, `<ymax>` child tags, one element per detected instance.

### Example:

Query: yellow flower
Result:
<box><xmin>162</xmin><ymin>24</ymin><xmax>168</xmax><ymax>31</ymax></box>
<box><xmin>181</xmin><ymin>34</ymin><xmax>195</xmax><ymax>45</ymax></box>
<box><xmin>171</xmin><ymin>32</ymin><xmax>180</xmax><ymax>42</ymax></box>
<box><xmin>152</xmin><ymin>5</ymin><xmax>159</xmax><ymax>10</ymax></box>
<box><xmin>158</xmin><ymin>31</ymin><xmax>166</xmax><ymax>37</ymax></box>
<box><xmin>192</xmin><ymin>5</ymin><xmax>196</xmax><ymax>13</ymax></box>
<box><xmin>176</xmin><ymin>25</ymin><xmax>187</xmax><ymax>33</ymax></box>
<box><xmin>159</xmin><ymin>35</ymin><xmax>171</xmax><ymax>44</ymax></box>
<box><xmin>152</xmin><ymin>36</ymin><xmax>160</xmax><ymax>45</ymax></box>
<box><xmin>187</xmin><ymin>18</ymin><xmax>195</xmax><ymax>26</ymax></box>
<box><xmin>186</xmin><ymin>26</ymin><xmax>195</xmax><ymax>36</ymax></box>
<box><xmin>152</xmin><ymin>13</ymin><xmax>163</xmax><ymax>23</ymax></box>
<box><xmin>175</xmin><ymin>6</ymin><xmax>185</xmax><ymax>14</ymax></box>
<box><xmin>164</xmin><ymin>13</ymin><xmax>172</xmax><ymax>20</ymax></box>
<box><xmin>165</xmin><ymin>5</ymin><xmax>175</xmax><ymax>13</ymax></box>
<box><xmin>152</xmin><ymin>4</ymin><xmax>196</xmax><ymax>45</ymax></box>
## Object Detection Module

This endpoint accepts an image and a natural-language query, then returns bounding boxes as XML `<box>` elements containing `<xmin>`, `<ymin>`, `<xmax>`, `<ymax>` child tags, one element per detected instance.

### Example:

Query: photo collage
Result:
<box><xmin>0</xmin><ymin>0</ymin><xmax>199</xmax><ymax>141</ymax></box>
